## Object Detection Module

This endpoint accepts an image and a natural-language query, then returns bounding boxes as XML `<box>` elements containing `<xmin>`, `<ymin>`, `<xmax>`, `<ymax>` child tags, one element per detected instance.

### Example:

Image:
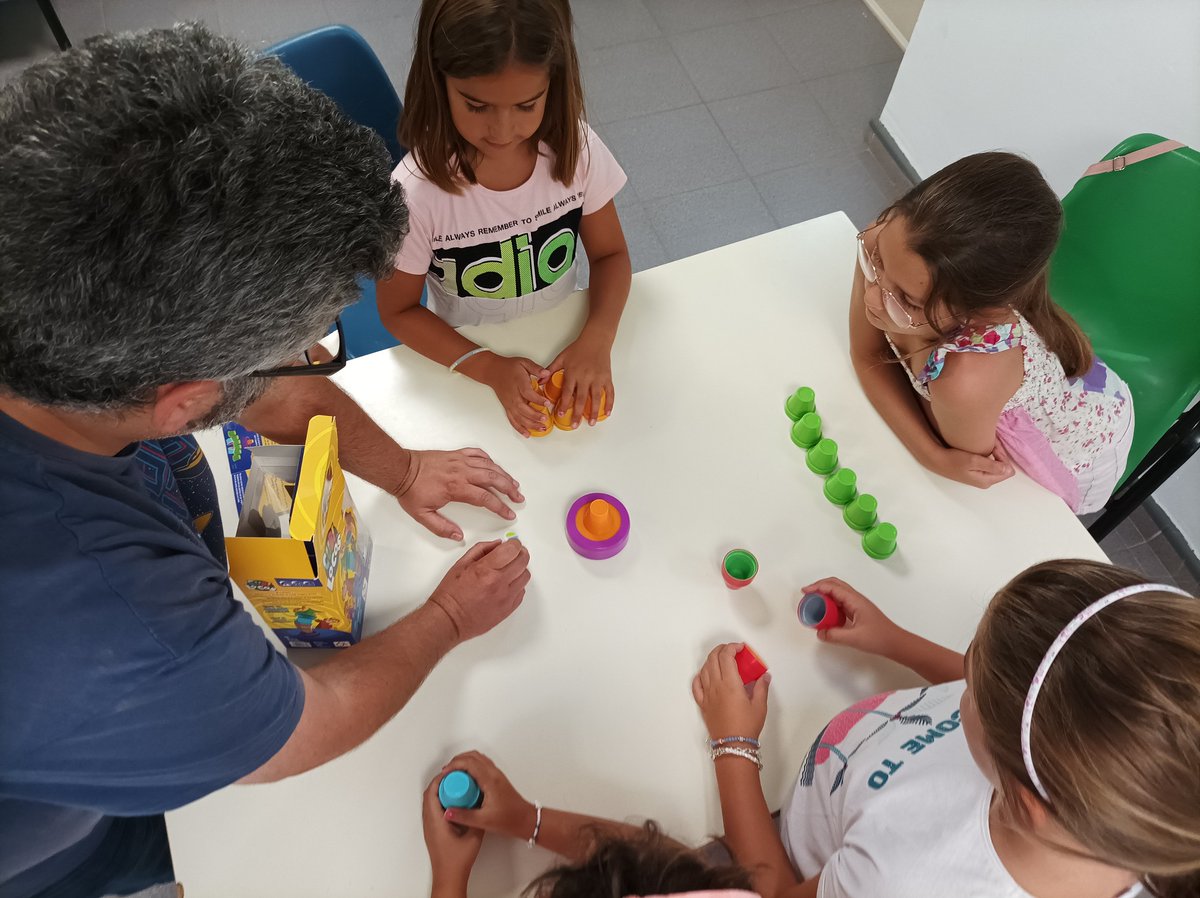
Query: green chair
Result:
<box><xmin>1048</xmin><ymin>133</ymin><xmax>1200</xmax><ymax>540</ymax></box>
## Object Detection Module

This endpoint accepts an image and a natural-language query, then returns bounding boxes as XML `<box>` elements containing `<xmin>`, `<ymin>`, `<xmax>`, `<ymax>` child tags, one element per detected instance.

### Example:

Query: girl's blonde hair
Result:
<box><xmin>400</xmin><ymin>0</ymin><xmax>585</xmax><ymax>193</ymax></box>
<box><xmin>881</xmin><ymin>152</ymin><xmax>1093</xmax><ymax>378</ymax></box>
<box><xmin>969</xmin><ymin>559</ymin><xmax>1200</xmax><ymax>897</ymax></box>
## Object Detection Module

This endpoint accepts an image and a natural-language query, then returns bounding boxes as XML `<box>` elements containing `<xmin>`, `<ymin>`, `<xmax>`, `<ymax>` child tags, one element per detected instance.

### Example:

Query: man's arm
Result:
<box><xmin>237</xmin><ymin>374</ymin><xmax>523</xmax><ymax>540</ymax></box>
<box><xmin>243</xmin><ymin>538</ymin><xmax>531</xmax><ymax>783</ymax></box>
<box><xmin>238</xmin><ymin>372</ymin><xmax>413</xmax><ymax>495</ymax></box>
<box><xmin>242</xmin><ymin>601</ymin><xmax>456</xmax><ymax>783</ymax></box>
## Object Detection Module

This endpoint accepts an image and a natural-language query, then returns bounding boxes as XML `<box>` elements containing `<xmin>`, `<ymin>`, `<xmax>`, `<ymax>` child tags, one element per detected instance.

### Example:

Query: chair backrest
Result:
<box><xmin>264</xmin><ymin>25</ymin><xmax>406</xmax><ymax>166</ymax></box>
<box><xmin>1048</xmin><ymin>133</ymin><xmax>1200</xmax><ymax>481</ymax></box>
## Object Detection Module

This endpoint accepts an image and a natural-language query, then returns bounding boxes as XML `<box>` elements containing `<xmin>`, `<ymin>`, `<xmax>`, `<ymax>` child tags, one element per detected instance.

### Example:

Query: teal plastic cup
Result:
<box><xmin>438</xmin><ymin>770</ymin><xmax>483</xmax><ymax>809</ymax></box>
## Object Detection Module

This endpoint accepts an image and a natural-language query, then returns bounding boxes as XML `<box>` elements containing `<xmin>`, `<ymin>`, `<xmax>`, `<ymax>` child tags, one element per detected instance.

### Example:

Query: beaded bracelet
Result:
<box><xmin>710</xmin><ymin>746</ymin><xmax>763</xmax><ymax>770</ymax></box>
<box><xmin>448</xmin><ymin>347</ymin><xmax>489</xmax><ymax>373</ymax></box>
<box><xmin>527</xmin><ymin>801</ymin><xmax>543</xmax><ymax>848</ymax></box>
<box><xmin>706</xmin><ymin>736</ymin><xmax>760</xmax><ymax>749</ymax></box>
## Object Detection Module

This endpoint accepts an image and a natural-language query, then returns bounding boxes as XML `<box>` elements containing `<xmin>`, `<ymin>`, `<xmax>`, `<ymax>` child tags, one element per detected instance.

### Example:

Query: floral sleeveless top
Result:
<box><xmin>887</xmin><ymin>312</ymin><xmax>1134</xmax><ymax>514</ymax></box>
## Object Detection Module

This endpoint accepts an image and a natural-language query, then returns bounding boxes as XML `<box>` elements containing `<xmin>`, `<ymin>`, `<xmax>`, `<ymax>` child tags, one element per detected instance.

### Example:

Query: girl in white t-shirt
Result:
<box><xmin>691</xmin><ymin>560</ymin><xmax>1200</xmax><ymax>898</ymax></box>
<box><xmin>379</xmin><ymin>0</ymin><xmax>632</xmax><ymax>437</ymax></box>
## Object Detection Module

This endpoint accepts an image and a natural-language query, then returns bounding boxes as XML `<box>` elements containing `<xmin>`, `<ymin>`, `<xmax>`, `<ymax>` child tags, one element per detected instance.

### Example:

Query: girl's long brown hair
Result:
<box><xmin>882</xmin><ymin>152</ymin><xmax>1093</xmax><ymax>377</ymax></box>
<box><xmin>400</xmin><ymin>0</ymin><xmax>585</xmax><ymax>193</ymax></box>
<box><xmin>970</xmin><ymin>560</ymin><xmax>1200</xmax><ymax>897</ymax></box>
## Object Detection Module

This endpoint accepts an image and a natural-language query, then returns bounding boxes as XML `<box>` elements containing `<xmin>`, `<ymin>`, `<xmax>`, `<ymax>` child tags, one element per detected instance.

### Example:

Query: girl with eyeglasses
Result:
<box><xmin>850</xmin><ymin>152</ymin><xmax>1132</xmax><ymax>513</ymax></box>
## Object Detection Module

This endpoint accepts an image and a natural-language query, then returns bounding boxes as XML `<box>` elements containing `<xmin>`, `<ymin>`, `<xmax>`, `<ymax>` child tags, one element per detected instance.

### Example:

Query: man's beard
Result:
<box><xmin>180</xmin><ymin>375</ymin><xmax>273</xmax><ymax>434</ymax></box>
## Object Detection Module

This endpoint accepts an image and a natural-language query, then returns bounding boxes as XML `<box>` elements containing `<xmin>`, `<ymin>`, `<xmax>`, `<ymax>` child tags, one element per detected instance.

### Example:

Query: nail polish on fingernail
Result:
<box><xmin>444</xmin><ymin>810</ymin><xmax>455</xmax><ymax>820</ymax></box>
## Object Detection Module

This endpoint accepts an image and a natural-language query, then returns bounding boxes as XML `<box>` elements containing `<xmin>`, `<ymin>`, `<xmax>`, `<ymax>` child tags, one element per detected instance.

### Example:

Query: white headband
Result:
<box><xmin>1020</xmin><ymin>582</ymin><xmax>1191</xmax><ymax>802</ymax></box>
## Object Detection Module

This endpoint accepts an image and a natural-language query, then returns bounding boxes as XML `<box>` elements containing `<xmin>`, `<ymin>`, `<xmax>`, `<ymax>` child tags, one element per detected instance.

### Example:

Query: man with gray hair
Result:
<box><xmin>0</xmin><ymin>24</ymin><xmax>531</xmax><ymax>898</ymax></box>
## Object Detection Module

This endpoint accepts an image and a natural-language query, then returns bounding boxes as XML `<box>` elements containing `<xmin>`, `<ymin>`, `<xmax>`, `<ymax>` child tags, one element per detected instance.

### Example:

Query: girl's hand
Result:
<box><xmin>422</xmin><ymin>773</ymin><xmax>483</xmax><ymax>896</ymax></box>
<box><xmin>802</xmin><ymin>578</ymin><xmax>904</xmax><ymax>658</ymax></box>
<box><xmin>691</xmin><ymin>643</ymin><xmax>770</xmax><ymax>741</ymax></box>
<box><xmin>476</xmin><ymin>354</ymin><xmax>552</xmax><ymax>436</ymax></box>
<box><xmin>435</xmin><ymin>751</ymin><xmax>538</xmax><ymax>842</ymax></box>
<box><xmin>927</xmin><ymin>444</ymin><xmax>1014</xmax><ymax>489</ymax></box>
<box><xmin>546</xmin><ymin>334</ymin><xmax>615</xmax><ymax>427</ymax></box>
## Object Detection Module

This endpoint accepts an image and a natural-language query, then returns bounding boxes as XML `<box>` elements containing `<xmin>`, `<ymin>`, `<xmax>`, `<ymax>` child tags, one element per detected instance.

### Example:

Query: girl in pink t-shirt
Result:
<box><xmin>378</xmin><ymin>0</ymin><xmax>632</xmax><ymax>437</ymax></box>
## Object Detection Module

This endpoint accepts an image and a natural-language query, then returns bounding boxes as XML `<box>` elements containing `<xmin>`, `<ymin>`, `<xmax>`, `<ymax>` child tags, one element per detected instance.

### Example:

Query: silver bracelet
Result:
<box><xmin>710</xmin><ymin>746</ymin><xmax>763</xmax><ymax>770</ymax></box>
<box><xmin>706</xmin><ymin>736</ymin><xmax>760</xmax><ymax>749</ymax></box>
<box><xmin>448</xmin><ymin>347</ymin><xmax>488</xmax><ymax>373</ymax></box>
<box><xmin>527</xmin><ymin>801</ymin><xmax>542</xmax><ymax>848</ymax></box>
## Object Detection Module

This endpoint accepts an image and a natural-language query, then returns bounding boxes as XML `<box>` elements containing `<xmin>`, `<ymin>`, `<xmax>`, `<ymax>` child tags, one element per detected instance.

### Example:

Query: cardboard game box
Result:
<box><xmin>225</xmin><ymin>416</ymin><xmax>370</xmax><ymax>648</ymax></box>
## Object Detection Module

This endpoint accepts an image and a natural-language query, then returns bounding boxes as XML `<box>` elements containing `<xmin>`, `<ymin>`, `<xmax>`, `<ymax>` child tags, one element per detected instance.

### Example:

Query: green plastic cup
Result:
<box><xmin>785</xmin><ymin>386</ymin><xmax>816</xmax><ymax>422</ymax></box>
<box><xmin>806</xmin><ymin>438</ymin><xmax>838</xmax><ymax>475</ymax></box>
<box><xmin>862</xmin><ymin>522</ymin><xmax>898</xmax><ymax>560</ymax></box>
<box><xmin>722</xmin><ymin>549</ymin><xmax>759</xmax><ymax>589</ymax></box>
<box><xmin>823</xmin><ymin>468</ymin><xmax>857</xmax><ymax>505</ymax></box>
<box><xmin>843</xmin><ymin>494</ymin><xmax>879</xmax><ymax>531</ymax></box>
<box><xmin>790</xmin><ymin>412</ymin><xmax>822</xmax><ymax>449</ymax></box>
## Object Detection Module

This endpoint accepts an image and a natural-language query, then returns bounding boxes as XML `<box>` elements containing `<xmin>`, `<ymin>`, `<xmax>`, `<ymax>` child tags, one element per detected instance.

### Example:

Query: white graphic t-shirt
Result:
<box><xmin>782</xmin><ymin>682</ymin><xmax>1033</xmax><ymax>898</ymax></box>
<box><xmin>392</xmin><ymin>124</ymin><xmax>627</xmax><ymax>327</ymax></box>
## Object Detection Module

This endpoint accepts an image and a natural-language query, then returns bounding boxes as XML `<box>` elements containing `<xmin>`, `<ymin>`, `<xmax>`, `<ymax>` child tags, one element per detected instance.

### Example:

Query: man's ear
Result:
<box><xmin>150</xmin><ymin>381</ymin><xmax>222</xmax><ymax>436</ymax></box>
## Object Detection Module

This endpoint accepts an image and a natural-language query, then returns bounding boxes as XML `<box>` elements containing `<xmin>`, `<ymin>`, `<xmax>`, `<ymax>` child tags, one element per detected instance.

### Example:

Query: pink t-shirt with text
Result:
<box><xmin>392</xmin><ymin>124</ymin><xmax>626</xmax><ymax>327</ymax></box>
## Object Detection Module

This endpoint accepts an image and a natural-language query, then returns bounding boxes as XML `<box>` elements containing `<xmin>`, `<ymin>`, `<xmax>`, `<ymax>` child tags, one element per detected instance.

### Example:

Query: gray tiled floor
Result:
<box><xmin>1092</xmin><ymin>506</ymin><xmax>1200</xmax><ymax>595</ymax></box>
<box><xmin>1</xmin><ymin>0</ymin><xmax>906</xmax><ymax>240</ymax></box>
<box><xmin>3</xmin><ymin>0</ymin><xmax>1195</xmax><ymax>591</ymax></box>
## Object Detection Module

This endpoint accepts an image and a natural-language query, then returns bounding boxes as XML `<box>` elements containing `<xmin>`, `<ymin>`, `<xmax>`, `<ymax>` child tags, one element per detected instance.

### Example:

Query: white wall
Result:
<box><xmin>864</xmin><ymin>0</ymin><xmax>926</xmax><ymax>47</ymax></box>
<box><xmin>881</xmin><ymin>0</ymin><xmax>1200</xmax><ymax>196</ymax></box>
<box><xmin>879</xmin><ymin>0</ymin><xmax>1200</xmax><ymax>551</ymax></box>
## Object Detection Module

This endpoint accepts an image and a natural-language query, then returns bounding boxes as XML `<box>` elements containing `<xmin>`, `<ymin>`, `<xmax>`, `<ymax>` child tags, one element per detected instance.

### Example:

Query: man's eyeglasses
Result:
<box><xmin>251</xmin><ymin>318</ymin><xmax>347</xmax><ymax>378</ymax></box>
<box><xmin>856</xmin><ymin>229</ymin><xmax>920</xmax><ymax>330</ymax></box>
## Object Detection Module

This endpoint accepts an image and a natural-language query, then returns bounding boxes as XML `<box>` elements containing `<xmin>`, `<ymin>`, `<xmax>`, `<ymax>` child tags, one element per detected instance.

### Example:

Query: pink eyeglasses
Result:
<box><xmin>856</xmin><ymin>228</ymin><xmax>920</xmax><ymax>330</ymax></box>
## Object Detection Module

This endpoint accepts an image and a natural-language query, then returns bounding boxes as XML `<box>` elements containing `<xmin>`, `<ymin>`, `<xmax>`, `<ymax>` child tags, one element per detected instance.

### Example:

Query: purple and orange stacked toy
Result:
<box><xmin>565</xmin><ymin>492</ymin><xmax>630</xmax><ymax>560</ymax></box>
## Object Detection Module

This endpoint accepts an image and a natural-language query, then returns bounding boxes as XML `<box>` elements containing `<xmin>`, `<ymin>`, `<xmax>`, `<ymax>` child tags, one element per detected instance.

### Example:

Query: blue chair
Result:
<box><xmin>265</xmin><ymin>25</ymin><xmax>406</xmax><ymax>165</ymax></box>
<box><xmin>264</xmin><ymin>25</ymin><xmax>414</xmax><ymax>359</ymax></box>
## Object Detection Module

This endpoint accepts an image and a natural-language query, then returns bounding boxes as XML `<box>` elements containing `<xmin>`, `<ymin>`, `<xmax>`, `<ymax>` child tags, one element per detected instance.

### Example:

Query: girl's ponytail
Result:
<box><xmin>1016</xmin><ymin>273</ymin><xmax>1092</xmax><ymax>378</ymax></box>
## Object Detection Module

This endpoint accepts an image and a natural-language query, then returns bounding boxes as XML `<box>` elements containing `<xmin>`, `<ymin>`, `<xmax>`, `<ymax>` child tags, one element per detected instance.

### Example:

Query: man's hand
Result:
<box><xmin>428</xmin><ymin>540</ymin><xmax>531</xmax><ymax>643</ymax></box>
<box><xmin>394</xmin><ymin>448</ymin><xmax>524</xmax><ymax>541</ymax></box>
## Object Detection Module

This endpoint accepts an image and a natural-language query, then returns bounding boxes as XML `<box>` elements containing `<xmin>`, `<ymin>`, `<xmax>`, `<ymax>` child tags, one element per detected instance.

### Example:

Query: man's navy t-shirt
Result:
<box><xmin>0</xmin><ymin>412</ymin><xmax>304</xmax><ymax>897</ymax></box>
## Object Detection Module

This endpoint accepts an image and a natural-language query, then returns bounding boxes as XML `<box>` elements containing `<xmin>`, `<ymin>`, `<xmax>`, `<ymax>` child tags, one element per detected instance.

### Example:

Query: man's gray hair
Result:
<box><xmin>0</xmin><ymin>23</ymin><xmax>408</xmax><ymax>410</ymax></box>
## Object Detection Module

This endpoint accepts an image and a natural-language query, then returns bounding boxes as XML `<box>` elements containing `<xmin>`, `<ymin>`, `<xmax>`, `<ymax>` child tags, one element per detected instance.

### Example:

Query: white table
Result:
<box><xmin>170</xmin><ymin>213</ymin><xmax>1106</xmax><ymax>897</ymax></box>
